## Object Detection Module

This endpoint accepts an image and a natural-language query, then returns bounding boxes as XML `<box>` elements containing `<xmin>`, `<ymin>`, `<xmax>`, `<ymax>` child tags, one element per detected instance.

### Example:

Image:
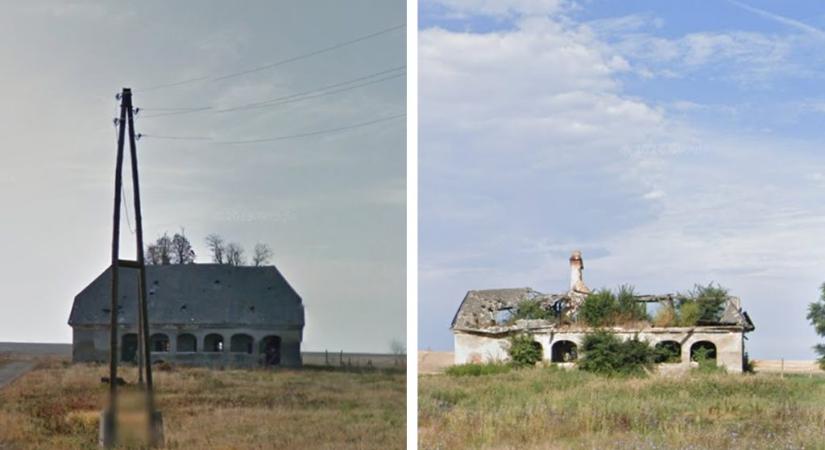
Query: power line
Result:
<box><xmin>214</xmin><ymin>113</ymin><xmax>405</xmax><ymax>145</ymax></box>
<box><xmin>139</xmin><ymin>112</ymin><xmax>404</xmax><ymax>145</ymax></box>
<box><xmin>139</xmin><ymin>106</ymin><xmax>211</xmax><ymax>112</ymax></box>
<box><xmin>138</xmin><ymin>23</ymin><xmax>405</xmax><ymax>92</ymax></box>
<box><xmin>139</xmin><ymin>134</ymin><xmax>214</xmax><ymax>141</ymax></box>
<box><xmin>216</xmin><ymin>68</ymin><xmax>405</xmax><ymax>113</ymax></box>
<box><xmin>138</xmin><ymin>65</ymin><xmax>405</xmax><ymax>118</ymax></box>
<box><xmin>139</xmin><ymin>107</ymin><xmax>213</xmax><ymax>119</ymax></box>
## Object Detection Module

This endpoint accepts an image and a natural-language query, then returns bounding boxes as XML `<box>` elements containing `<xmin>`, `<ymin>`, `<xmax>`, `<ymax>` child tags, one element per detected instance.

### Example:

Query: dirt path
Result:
<box><xmin>0</xmin><ymin>360</ymin><xmax>34</xmax><ymax>389</ymax></box>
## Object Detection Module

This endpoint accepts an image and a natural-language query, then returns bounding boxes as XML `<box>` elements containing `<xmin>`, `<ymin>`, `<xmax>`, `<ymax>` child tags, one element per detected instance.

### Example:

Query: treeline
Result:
<box><xmin>144</xmin><ymin>229</ymin><xmax>272</xmax><ymax>267</ymax></box>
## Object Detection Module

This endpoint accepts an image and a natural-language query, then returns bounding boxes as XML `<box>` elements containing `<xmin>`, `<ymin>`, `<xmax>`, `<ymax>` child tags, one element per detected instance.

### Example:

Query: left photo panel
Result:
<box><xmin>0</xmin><ymin>1</ymin><xmax>406</xmax><ymax>449</ymax></box>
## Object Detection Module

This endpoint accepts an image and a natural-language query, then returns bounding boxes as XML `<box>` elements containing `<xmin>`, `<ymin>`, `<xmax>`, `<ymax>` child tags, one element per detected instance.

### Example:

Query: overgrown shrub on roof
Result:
<box><xmin>511</xmin><ymin>298</ymin><xmax>554</xmax><ymax>321</ymax></box>
<box><xmin>615</xmin><ymin>285</ymin><xmax>648</xmax><ymax>322</ymax></box>
<box><xmin>579</xmin><ymin>285</ymin><xmax>648</xmax><ymax>327</ymax></box>
<box><xmin>507</xmin><ymin>333</ymin><xmax>543</xmax><ymax>367</ymax></box>
<box><xmin>577</xmin><ymin>330</ymin><xmax>655</xmax><ymax>376</ymax></box>
<box><xmin>652</xmin><ymin>303</ymin><xmax>677</xmax><ymax>327</ymax></box>
<box><xmin>676</xmin><ymin>283</ymin><xmax>728</xmax><ymax>326</ymax></box>
<box><xmin>651</xmin><ymin>283</ymin><xmax>730</xmax><ymax>327</ymax></box>
<box><xmin>579</xmin><ymin>289</ymin><xmax>617</xmax><ymax>327</ymax></box>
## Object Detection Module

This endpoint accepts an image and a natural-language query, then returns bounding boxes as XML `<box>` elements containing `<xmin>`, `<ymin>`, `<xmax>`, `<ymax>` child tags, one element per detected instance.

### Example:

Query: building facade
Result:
<box><xmin>451</xmin><ymin>253</ymin><xmax>755</xmax><ymax>373</ymax></box>
<box><xmin>68</xmin><ymin>264</ymin><xmax>305</xmax><ymax>368</ymax></box>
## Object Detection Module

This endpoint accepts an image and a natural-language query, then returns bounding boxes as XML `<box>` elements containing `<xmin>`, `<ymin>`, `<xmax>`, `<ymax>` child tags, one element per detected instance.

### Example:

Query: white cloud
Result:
<box><xmin>642</xmin><ymin>189</ymin><xmax>665</xmax><ymax>200</ymax></box>
<box><xmin>420</xmin><ymin>6</ymin><xmax>825</xmax><ymax>357</ymax></box>
<box><xmin>421</xmin><ymin>17</ymin><xmax>672</xmax><ymax>164</ymax></box>
<box><xmin>434</xmin><ymin>0</ymin><xmax>566</xmax><ymax>17</ymax></box>
<box><xmin>611</xmin><ymin>30</ymin><xmax>800</xmax><ymax>83</ymax></box>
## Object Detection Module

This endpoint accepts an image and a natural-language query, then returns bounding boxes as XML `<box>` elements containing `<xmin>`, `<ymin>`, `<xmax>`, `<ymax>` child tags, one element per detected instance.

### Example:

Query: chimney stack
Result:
<box><xmin>569</xmin><ymin>250</ymin><xmax>590</xmax><ymax>294</ymax></box>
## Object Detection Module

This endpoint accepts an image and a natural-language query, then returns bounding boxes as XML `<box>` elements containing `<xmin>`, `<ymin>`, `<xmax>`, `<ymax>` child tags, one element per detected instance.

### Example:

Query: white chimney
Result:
<box><xmin>569</xmin><ymin>250</ymin><xmax>590</xmax><ymax>294</ymax></box>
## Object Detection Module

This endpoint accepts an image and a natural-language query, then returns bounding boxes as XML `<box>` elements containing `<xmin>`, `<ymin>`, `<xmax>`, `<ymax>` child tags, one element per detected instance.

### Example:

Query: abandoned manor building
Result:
<box><xmin>451</xmin><ymin>251</ymin><xmax>755</xmax><ymax>373</ymax></box>
<box><xmin>68</xmin><ymin>264</ymin><xmax>305</xmax><ymax>368</ymax></box>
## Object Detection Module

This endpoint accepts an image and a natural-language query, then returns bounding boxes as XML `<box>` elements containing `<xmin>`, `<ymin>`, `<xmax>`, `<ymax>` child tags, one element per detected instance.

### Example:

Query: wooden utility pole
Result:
<box><xmin>100</xmin><ymin>87</ymin><xmax>164</xmax><ymax>448</ymax></box>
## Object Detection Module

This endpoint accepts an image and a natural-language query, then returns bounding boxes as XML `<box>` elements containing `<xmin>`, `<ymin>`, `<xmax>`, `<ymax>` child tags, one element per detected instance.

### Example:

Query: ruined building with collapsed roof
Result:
<box><xmin>451</xmin><ymin>251</ymin><xmax>755</xmax><ymax>372</ymax></box>
<box><xmin>68</xmin><ymin>264</ymin><xmax>305</xmax><ymax>368</ymax></box>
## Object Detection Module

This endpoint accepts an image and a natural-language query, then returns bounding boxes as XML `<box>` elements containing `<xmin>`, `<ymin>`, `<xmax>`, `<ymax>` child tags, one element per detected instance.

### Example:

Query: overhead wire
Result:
<box><xmin>215</xmin><ymin>69</ymin><xmax>405</xmax><ymax>113</ymax></box>
<box><xmin>213</xmin><ymin>113</ymin><xmax>405</xmax><ymax>144</ymax></box>
<box><xmin>137</xmin><ymin>65</ymin><xmax>405</xmax><ymax>117</ymax></box>
<box><xmin>138</xmin><ymin>134</ymin><xmax>214</xmax><ymax>141</ymax></box>
<box><xmin>139</xmin><ymin>112</ymin><xmax>405</xmax><ymax>145</ymax></box>
<box><xmin>137</xmin><ymin>23</ymin><xmax>405</xmax><ymax>92</ymax></box>
<box><xmin>131</xmin><ymin>23</ymin><xmax>405</xmax><ymax>148</ymax></box>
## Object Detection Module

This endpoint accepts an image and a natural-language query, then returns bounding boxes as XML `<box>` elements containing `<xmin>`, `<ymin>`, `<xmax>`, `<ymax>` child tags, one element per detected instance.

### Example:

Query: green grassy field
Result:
<box><xmin>419</xmin><ymin>366</ymin><xmax>825</xmax><ymax>450</ymax></box>
<box><xmin>0</xmin><ymin>359</ymin><xmax>405</xmax><ymax>449</ymax></box>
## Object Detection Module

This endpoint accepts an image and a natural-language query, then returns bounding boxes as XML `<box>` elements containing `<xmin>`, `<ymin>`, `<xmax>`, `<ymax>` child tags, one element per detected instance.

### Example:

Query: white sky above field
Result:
<box><xmin>0</xmin><ymin>1</ymin><xmax>406</xmax><ymax>353</ymax></box>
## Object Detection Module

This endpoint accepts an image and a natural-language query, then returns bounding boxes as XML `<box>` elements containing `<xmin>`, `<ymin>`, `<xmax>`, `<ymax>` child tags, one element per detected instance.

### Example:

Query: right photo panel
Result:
<box><xmin>418</xmin><ymin>1</ymin><xmax>825</xmax><ymax>449</ymax></box>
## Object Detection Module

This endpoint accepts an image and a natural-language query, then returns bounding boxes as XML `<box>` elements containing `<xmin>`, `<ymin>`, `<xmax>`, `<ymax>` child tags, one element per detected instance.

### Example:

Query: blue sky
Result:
<box><xmin>419</xmin><ymin>0</ymin><xmax>825</xmax><ymax>359</ymax></box>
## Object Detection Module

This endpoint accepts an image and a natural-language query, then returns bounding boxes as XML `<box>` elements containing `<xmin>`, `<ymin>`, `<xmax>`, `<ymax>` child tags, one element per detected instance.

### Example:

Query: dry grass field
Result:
<box><xmin>419</xmin><ymin>365</ymin><xmax>825</xmax><ymax>450</ymax></box>
<box><xmin>0</xmin><ymin>359</ymin><xmax>405</xmax><ymax>449</ymax></box>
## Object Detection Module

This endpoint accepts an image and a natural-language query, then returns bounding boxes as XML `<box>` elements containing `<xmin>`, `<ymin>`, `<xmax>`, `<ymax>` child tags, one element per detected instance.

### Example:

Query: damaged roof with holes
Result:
<box><xmin>68</xmin><ymin>264</ymin><xmax>304</xmax><ymax>328</ymax></box>
<box><xmin>451</xmin><ymin>288</ymin><xmax>754</xmax><ymax>334</ymax></box>
<box><xmin>450</xmin><ymin>288</ymin><xmax>565</xmax><ymax>333</ymax></box>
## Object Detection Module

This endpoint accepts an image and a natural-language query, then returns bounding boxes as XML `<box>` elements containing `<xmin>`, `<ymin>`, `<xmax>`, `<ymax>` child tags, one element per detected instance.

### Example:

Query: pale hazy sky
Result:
<box><xmin>0</xmin><ymin>1</ymin><xmax>406</xmax><ymax>353</ymax></box>
<box><xmin>420</xmin><ymin>0</ymin><xmax>825</xmax><ymax>359</ymax></box>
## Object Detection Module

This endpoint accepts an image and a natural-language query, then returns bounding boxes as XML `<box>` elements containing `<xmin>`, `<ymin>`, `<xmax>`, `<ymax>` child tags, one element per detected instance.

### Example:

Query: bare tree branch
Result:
<box><xmin>225</xmin><ymin>242</ymin><xmax>246</xmax><ymax>266</ymax></box>
<box><xmin>252</xmin><ymin>243</ymin><xmax>273</xmax><ymax>267</ymax></box>
<box><xmin>205</xmin><ymin>233</ymin><xmax>225</xmax><ymax>264</ymax></box>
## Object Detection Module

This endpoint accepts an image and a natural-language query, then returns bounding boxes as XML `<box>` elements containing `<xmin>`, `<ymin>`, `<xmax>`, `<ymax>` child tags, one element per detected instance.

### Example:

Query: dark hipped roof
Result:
<box><xmin>68</xmin><ymin>264</ymin><xmax>304</xmax><ymax>327</ymax></box>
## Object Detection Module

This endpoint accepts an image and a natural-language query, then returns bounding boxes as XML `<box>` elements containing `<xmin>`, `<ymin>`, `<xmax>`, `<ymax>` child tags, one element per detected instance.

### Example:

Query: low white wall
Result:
<box><xmin>454</xmin><ymin>328</ymin><xmax>745</xmax><ymax>373</ymax></box>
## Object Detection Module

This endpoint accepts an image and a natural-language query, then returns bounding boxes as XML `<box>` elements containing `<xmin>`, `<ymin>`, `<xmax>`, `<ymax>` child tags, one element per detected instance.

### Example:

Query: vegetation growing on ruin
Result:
<box><xmin>579</xmin><ymin>285</ymin><xmax>648</xmax><ymax>327</ymax></box>
<box><xmin>510</xmin><ymin>298</ymin><xmax>554</xmax><ymax>321</ymax></box>
<box><xmin>680</xmin><ymin>283</ymin><xmax>728</xmax><ymax>324</ymax></box>
<box><xmin>420</xmin><ymin>368</ymin><xmax>825</xmax><ymax>450</ymax></box>
<box><xmin>692</xmin><ymin>346</ymin><xmax>725</xmax><ymax>374</ymax></box>
<box><xmin>653</xmin><ymin>342</ymin><xmax>681</xmax><ymax>363</ymax></box>
<box><xmin>506</xmin><ymin>333</ymin><xmax>543</xmax><ymax>367</ymax></box>
<box><xmin>577</xmin><ymin>331</ymin><xmax>655</xmax><ymax>376</ymax></box>
<box><xmin>653</xmin><ymin>282</ymin><xmax>729</xmax><ymax>327</ymax></box>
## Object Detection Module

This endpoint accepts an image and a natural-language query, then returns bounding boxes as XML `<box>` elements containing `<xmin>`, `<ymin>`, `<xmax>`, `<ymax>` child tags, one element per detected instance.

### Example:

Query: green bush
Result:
<box><xmin>678</xmin><ymin>283</ymin><xmax>727</xmax><ymax>323</ymax></box>
<box><xmin>578</xmin><ymin>331</ymin><xmax>655</xmax><ymax>376</ymax></box>
<box><xmin>653</xmin><ymin>342</ymin><xmax>681</xmax><ymax>363</ymax></box>
<box><xmin>445</xmin><ymin>363</ymin><xmax>511</xmax><ymax>377</ymax></box>
<box><xmin>692</xmin><ymin>346</ymin><xmax>724</xmax><ymax>373</ymax></box>
<box><xmin>511</xmin><ymin>298</ymin><xmax>554</xmax><ymax>321</ymax></box>
<box><xmin>579</xmin><ymin>286</ymin><xmax>648</xmax><ymax>327</ymax></box>
<box><xmin>678</xmin><ymin>301</ymin><xmax>701</xmax><ymax>326</ymax></box>
<box><xmin>507</xmin><ymin>333</ymin><xmax>543</xmax><ymax>367</ymax></box>
<box><xmin>616</xmin><ymin>284</ymin><xmax>649</xmax><ymax>322</ymax></box>
<box><xmin>579</xmin><ymin>290</ymin><xmax>618</xmax><ymax>326</ymax></box>
<box><xmin>814</xmin><ymin>344</ymin><xmax>825</xmax><ymax>370</ymax></box>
